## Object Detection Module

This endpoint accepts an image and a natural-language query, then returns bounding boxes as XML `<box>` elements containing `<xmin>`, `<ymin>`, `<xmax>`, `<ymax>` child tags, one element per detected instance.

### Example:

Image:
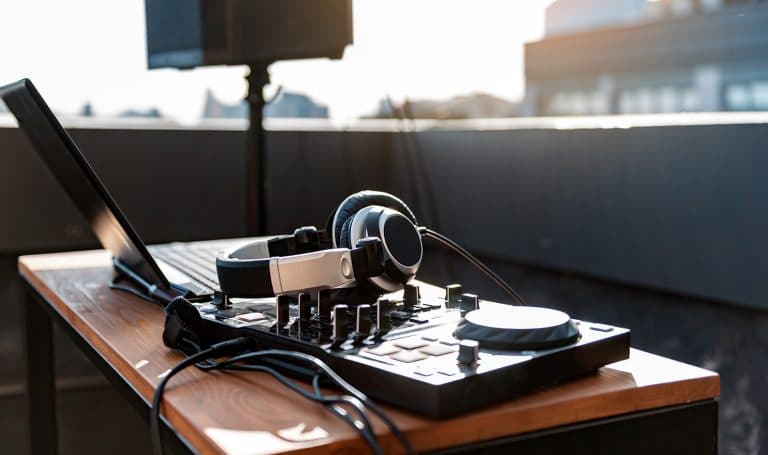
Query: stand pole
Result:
<box><xmin>245</xmin><ymin>64</ymin><xmax>270</xmax><ymax>235</ymax></box>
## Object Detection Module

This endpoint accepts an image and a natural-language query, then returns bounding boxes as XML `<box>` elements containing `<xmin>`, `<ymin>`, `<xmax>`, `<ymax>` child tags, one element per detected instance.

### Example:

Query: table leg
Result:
<box><xmin>23</xmin><ymin>288</ymin><xmax>59</xmax><ymax>455</ymax></box>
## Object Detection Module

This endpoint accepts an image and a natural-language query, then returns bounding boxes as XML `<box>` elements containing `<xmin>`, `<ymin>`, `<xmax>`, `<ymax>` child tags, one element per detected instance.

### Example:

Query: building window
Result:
<box><xmin>618</xmin><ymin>91</ymin><xmax>634</xmax><ymax>114</ymax></box>
<box><xmin>682</xmin><ymin>88</ymin><xmax>700</xmax><ymax>111</ymax></box>
<box><xmin>670</xmin><ymin>0</ymin><xmax>694</xmax><ymax>16</ymax></box>
<box><xmin>699</xmin><ymin>0</ymin><xmax>724</xmax><ymax>12</ymax></box>
<box><xmin>637</xmin><ymin>88</ymin><xmax>654</xmax><ymax>113</ymax></box>
<box><xmin>546</xmin><ymin>90</ymin><xmax>611</xmax><ymax>116</ymax></box>
<box><xmin>752</xmin><ymin>82</ymin><xmax>768</xmax><ymax>110</ymax></box>
<box><xmin>658</xmin><ymin>86</ymin><xmax>680</xmax><ymax>112</ymax></box>
<box><xmin>725</xmin><ymin>84</ymin><xmax>751</xmax><ymax>110</ymax></box>
<box><xmin>725</xmin><ymin>81</ymin><xmax>768</xmax><ymax>111</ymax></box>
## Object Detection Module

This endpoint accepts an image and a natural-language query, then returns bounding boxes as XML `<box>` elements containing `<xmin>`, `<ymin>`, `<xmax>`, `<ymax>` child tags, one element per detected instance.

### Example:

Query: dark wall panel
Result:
<box><xmin>2</xmin><ymin>121</ymin><xmax>768</xmax><ymax>308</ymax></box>
<box><xmin>0</xmin><ymin>127</ymin><xmax>248</xmax><ymax>254</ymax></box>
<box><xmin>394</xmin><ymin>125</ymin><xmax>768</xmax><ymax>309</ymax></box>
<box><xmin>1</xmin><ymin>121</ymin><xmax>766</xmax><ymax>454</ymax></box>
<box><xmin>264</xmin><ymin>129</ymin><xmax>396</xmax><ymax>234</ymax></box>
<box><xmin>0</xmin><ymin>129</ymin><xmax>94</xmax><ymax>252</ymax></box>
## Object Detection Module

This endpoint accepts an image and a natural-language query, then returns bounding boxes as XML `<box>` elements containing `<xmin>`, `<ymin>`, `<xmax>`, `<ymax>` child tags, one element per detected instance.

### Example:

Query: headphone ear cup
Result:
<box><xmin>330</xmin><ymin>190</ymin><xmax>417</xmax><ymax>247</ymax></box>
<box><xmin>339</xmin><ymin>216</ymin><xmax>356</xmax><ymax>249</ymax></box>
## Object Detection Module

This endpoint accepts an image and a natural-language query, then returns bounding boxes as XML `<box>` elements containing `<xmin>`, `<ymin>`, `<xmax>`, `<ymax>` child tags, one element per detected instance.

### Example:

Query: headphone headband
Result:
<box><xmin>215</xmin><ymin>190</ymin><xmax>421</xmax><ymax>298</ymax></box>
<box><xmin>216</xmin><ymin>235</ymin><xmax>384</xmax><ymax>297</ymax></box>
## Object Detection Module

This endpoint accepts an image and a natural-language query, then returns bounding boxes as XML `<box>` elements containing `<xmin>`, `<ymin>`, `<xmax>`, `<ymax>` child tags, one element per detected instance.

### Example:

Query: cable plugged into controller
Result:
<box><xmin>150</xmin><ymin>336</ymin><xmax>251</xmax><ymax>455</ymax></box>
<box><xmin>153</xmin><ymin>297</ymin><xmax>414</xmax><ymax>455</ymax></box>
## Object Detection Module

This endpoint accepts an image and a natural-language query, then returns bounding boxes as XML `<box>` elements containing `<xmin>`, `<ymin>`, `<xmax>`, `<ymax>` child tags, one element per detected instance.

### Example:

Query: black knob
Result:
<box><xmin>332</xmin><ymin>304</ymin><xmax>349</xmax><ymax>342</ymax></box>
<box><xmin>354</xmin><ymin>304</ymin><xmax>372</xmax><ymax>343</ymax></box>
<box><xmin>404</xmin><ymin>284</ymin><xmax>419</xmax><ymax>309</ymax></box>
<box><xmin>317</xmin><ymin>289</ymin><xmax>332</xmax><ymax>324</ymax></box>
<box><xmin>276</xmin><ymin>295</ymin><xmax>290</xmax><ymax>329</ymax></box>
<box><xmin>460</xmin><ymin>293</ymin><xmax>479</xmax><ymax>316</ymax></box>
<box><xmin>354</xmin><ymin>237</ymin><xmax>385</xmax><ymax>279</ymax></box>
<box><xmin>211</xmin><ymin>291</ymin><xmax>231</xmax><ymax>308</ymax></box>
<box><xmin>457</xmin><ymin>339</ymin><xmax>480</xmax><ymax>366</ymax></box>
<box><xmin>293</xmin><ymin>226</ymin><xmax>319</xmax><ymax>252</ymax></box>
<box><xmin>375</xmin><ymin>299</ymin><xmax>391</xmax><ymax>336</ymax></box>
<box><xmin>445</xmin><ymin>284</ymin><xmax>463</xmax><ymax>309</ymax></box>
<box><xmin>298</xmin><ymin>292</ymin><xmax>312</xmax><ymax>322</ymax></box>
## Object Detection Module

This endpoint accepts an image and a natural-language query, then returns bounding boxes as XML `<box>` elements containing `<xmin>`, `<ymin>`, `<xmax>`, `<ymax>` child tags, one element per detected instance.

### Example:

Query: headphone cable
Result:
<box><xmin>401</xmin><ymin>97</ymin><xmax>443</xmax><ymax>232</ymax></box>
<box><xmin>386</xmin><ymin>95</ymin><xmax>424</xmax><ymax>219</ymax></box>
<box><xmin>420</xmin><ymin>227</ymin><xmax>527</xmax><ymax>305</ymax></box>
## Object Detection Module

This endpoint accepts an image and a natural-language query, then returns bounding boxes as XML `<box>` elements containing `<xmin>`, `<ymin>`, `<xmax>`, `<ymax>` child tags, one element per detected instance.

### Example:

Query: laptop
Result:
<box><xmin>0</xmin><ymin>78</ymin><xmax>248</xmax><ymax>302</ymax></box>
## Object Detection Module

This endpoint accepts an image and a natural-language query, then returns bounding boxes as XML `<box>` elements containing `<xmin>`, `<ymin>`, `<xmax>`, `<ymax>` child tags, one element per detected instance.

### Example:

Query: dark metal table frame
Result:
<box><xmin>21</xmin><ymin>281</ymin><xmax>719</xmax><ymax>455</ymax></box>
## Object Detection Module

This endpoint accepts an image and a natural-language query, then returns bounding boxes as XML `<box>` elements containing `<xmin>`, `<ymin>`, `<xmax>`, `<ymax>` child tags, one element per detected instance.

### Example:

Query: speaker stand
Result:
<box><xmin>245</xmin><ymin>63</ymin><xmax>270</xmax><ymax>235</ymax></box>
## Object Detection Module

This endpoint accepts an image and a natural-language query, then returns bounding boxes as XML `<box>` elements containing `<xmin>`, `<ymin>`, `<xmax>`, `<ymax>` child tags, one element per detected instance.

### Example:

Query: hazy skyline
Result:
<box><xmin>0</xmin><ymin>0</ymin><xmax>551</xmax><ymax>124</ymax></box>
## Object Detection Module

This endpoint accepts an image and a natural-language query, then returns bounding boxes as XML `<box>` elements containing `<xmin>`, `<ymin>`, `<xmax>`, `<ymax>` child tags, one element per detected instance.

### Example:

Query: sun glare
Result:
<box><xmin>0</xmin><ymin>0</ymin><xmax>549</xmax><ymax>123</ymax></box>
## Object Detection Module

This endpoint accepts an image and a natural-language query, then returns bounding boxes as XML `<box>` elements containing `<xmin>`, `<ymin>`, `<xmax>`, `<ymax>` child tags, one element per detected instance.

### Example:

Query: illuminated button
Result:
<box><xmin>437</xmin><ymin>367</ymin><xmax>459</xmax><ymax>376</ymax></box>
<box><xmin>362</xmin><ymin>344</ymin><xmax>401</xmax><ymax>356</ymax></box>
<box><xmin>421</xmin><ymin>335</ymin><xmax>439</xmax><ymax>342</ymax></box>
<box><xmin>393</xmin><ymin>337</ymin><xmax>430</xmax><ymax>350</ymax></box>
<box><xmin>419</xmin><ymin>344</ymin><xmax>457</xmax><ymax>357</ymax></box>
<box><xmin>389</xmin><ymin>350</ymin><xmax>429</xmax><ymax>363</ymax></box>
<box><xmin>439</xmin><ymin>338</ymin><xmax>460</xmax><ymax>346</ymax></box>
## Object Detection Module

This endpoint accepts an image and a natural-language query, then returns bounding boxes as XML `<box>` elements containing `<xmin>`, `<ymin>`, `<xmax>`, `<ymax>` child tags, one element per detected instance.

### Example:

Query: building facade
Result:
<box><xmin>523</xmin><ymin>0</ymin><xmax>768</xmax><ymax>115</ymax></box>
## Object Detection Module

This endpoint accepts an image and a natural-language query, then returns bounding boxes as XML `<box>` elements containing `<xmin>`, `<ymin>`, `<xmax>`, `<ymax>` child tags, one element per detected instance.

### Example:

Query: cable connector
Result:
<box><xmin>209</xmin><ymin>337</ymin><xmax>252</xmax><ymax>354</ymax></box>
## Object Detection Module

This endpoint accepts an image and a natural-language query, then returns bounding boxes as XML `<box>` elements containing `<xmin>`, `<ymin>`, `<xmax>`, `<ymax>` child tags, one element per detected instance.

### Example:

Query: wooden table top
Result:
<box><xmin>18</xmin><ymin>249</ymin><xmax>720</xmax><ymax>455</ymax></box>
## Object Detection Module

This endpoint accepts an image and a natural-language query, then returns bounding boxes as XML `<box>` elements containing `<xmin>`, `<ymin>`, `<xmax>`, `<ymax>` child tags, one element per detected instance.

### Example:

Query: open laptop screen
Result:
<box><xmin>0</xmin><ymin>78</ymin><xmax>170</xmax><ymax>291</ymax></box>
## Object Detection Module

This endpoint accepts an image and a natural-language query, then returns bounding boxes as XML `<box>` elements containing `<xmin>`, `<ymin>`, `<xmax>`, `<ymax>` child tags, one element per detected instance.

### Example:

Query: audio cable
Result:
<box><xmin>205</xmin><ymin>350</ymin><xmax>414</xmax><ymax>454</ymax></box>
<box><xmin>420</xmin><ymin>227</ymin><xmax>527</xmax><ymax>306</ymax></box>
<box><xmin>201</xmin><ymin>360</ymin><xmax>384</xmax><ymax>454</ymax></box>
<box><xmin>150</xmin><ymin>337</ymin><xmax>251</xmax><ymax>455</ymax></box>
<box><xmin>151</xmin><ymin>343</ymin><xmax>414</xmax><ymax>455</ymax></box>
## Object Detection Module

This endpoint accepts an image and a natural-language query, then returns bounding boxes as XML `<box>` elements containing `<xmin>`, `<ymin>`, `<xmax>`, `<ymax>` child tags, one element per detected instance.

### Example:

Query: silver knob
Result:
<box><xmin>457</xmin><ymin>339</ymin><xmax>480</xmax><ymax>366</ymax></box>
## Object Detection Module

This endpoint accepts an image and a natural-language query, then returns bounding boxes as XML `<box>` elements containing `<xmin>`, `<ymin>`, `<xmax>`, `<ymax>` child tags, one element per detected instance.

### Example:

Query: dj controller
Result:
<box><xmin>190</xmin><ymin>281</ymin><xmax>630</xmax><ymax>417</ymax></box>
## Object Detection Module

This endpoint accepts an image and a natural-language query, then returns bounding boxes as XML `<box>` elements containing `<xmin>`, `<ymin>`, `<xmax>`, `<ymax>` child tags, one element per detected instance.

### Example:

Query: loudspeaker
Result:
<box><xmin>145</xmin><ymin>0</ymin><xmax>353</xmax><ymax>69</ymax></box>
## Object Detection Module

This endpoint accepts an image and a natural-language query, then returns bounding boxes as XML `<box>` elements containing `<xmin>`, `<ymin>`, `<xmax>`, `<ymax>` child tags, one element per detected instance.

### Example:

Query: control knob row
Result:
<box><xmin>444</xmin><ymin>284</ymin><xmax>480</xmax><ymax>314</ymax></box>
<box><xmin>275</xmin><ymin>290</ymin><xmax>335</xmax><ymax>330</ymax></box>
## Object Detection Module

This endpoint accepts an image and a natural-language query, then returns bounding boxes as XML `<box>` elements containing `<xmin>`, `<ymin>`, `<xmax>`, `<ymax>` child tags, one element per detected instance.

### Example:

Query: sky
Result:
<box><xmin>0</xmin><ymin>0</ymin><xmax>551</xmax><ymax>124</ymax></box>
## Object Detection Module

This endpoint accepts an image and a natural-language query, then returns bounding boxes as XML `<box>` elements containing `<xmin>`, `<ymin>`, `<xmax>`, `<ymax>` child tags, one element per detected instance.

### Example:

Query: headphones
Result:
<box><xmin>216</xmin><ymin>190</ymin><xmax>424</xmax><ymax>298</ymax></box>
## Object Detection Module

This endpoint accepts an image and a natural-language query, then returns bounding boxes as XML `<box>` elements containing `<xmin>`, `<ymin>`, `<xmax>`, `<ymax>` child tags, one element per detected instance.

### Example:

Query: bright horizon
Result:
<box><xmin>0</xmin><ymin>0</ymin><xmax>551</xmax><ymax>124</ymax></box>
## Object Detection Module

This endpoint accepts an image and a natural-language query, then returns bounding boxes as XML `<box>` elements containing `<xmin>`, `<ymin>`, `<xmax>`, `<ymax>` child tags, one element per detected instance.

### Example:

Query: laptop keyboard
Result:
<box><xmin>149</xmin><ymin>241</ymin><xmax>234</xmax><ymax>294</ymax></box>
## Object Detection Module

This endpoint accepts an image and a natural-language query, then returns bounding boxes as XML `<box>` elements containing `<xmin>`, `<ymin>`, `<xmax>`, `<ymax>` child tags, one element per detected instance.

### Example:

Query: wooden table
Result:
<box><xmin>19</xmin><ymin>249</ymin><xmax>720</xmax><ymax>454</ymax></box>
